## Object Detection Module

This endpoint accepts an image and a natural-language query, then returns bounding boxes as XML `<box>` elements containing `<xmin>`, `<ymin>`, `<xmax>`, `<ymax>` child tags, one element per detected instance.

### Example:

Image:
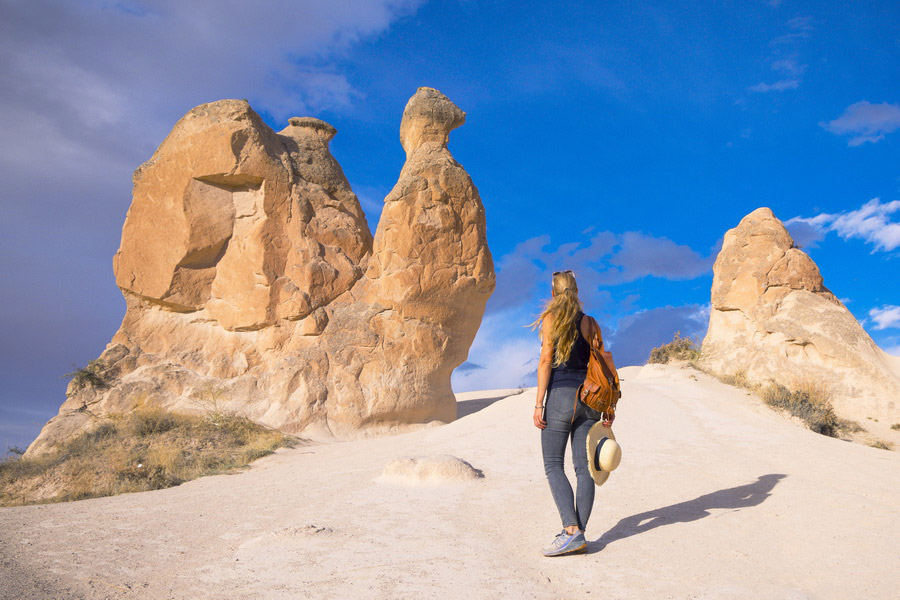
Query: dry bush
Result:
<box><xmin>61</xmin><ymin>359</ymin><xmax>111</xmax><ymax>397</ymax></box>
<box><xmin>647</xmin><ymin>331</ymin><xmax>702</xmax><ymax>364</ymax></box>
<box><xmin>719</xmin><ymin>369</ymin><xmax>751</xmax><ymax>390</ymax></box>
<box><xmin>0</xmin><ymin>396</ymin><xmax>296</xmax><ymax>507</ymax></box>
<box><xmin>761</xmin><ymin>382</ymin><xmax>840</xmax><ymax>437</ymax></box>
<box><xmin>869</xmin><ymin>440</ymin><xmax>892</xmax><ymax>450</ymax></box>
<box><xmin>891</xmin><ymin>423</ymin><xmax>900</xmax><ymax>431</ymax></box>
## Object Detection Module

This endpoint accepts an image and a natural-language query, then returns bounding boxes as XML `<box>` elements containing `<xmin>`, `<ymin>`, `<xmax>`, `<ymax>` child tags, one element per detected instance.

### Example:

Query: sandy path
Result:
<box><xmin>2</xmin><ymin>364</ymin><xmax>898</xmax><ymax>600</ymax></box>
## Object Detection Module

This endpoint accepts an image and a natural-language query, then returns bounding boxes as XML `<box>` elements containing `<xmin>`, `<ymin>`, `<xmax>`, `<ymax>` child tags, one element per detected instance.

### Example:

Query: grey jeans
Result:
<box><xmin>541</xmin><ymin>380</ymin><xmax>602</xmax><ymax>531</ymax></box>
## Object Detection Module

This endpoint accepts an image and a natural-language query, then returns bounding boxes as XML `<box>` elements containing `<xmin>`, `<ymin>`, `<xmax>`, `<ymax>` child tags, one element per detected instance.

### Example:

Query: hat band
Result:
<box><xmin>594</xmin><ymin>437</ymin><xmax>608</xmax><ymax>472</ymax></box>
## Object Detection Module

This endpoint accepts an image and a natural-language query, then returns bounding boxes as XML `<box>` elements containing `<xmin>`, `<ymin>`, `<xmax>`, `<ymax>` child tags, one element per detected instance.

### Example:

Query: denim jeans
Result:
<box><xmin>541</xmin><ymin>379</ymin><xmax>602</xmax><ymax>531</ymax></box>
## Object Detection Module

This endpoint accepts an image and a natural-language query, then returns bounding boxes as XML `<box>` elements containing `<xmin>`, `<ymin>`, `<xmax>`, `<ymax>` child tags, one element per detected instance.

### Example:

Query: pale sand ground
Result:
<box><xmin>2</xmin><ymin>363</ymin><xmax>898</xmax><ymax>600</ymax></box>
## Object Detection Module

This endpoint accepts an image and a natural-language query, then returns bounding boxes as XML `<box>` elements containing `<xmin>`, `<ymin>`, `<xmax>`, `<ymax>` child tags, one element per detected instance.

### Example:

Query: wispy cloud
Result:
<box><xmin>820</xmin><ymin>101</ymin><xmax>900</xmax><ymax>146</ymax></box>
<box><xmin>869</xmin><ymin>305</ymin><xmax>900</xmax><ymax>330</ymax></box>
<box><xmin>748</xmin><ymin>79</ymin><xmax>800</xmax><ymax>93</ymax></box>
<box><xmin>786</xmin><ymin>198</ymin><xmax>900</xmax><ymax>252</ymax></box>
<box><xmin>749</xmin><ymin>17</ymin><xmax>810</xmax><ymax>93</ymax></box>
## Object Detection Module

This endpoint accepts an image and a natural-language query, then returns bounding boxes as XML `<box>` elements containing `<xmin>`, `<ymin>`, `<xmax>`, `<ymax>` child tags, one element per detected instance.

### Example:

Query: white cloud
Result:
<box><xmin>0</xmin><ymin>0</ymin><xmax>423</xmax><ymax>187</ymax></box>
<box><xmin>869</xmin><ymin>306</ymin><xmax>900</xmax><ymax>330</ymax></box>
<box><xmin>606</xmin><ymin>304</ymin><xmax>710</xmax><ymax>367</ymax></box>
<box><xmin>454</xmin><ymin>300</ymin><xmax>713</xmax><ymax>392</ymax></box>
<box><xmin>820</xmin><ymin>101</ymin><xmax>900</xmax><ymax>146</ymax></box>
<box><xmin>884</xmin><ymin>345</ymin><xmax>900</xmax><ymax>357</ymax></box>
<box><xmin>451</xmin><ymin>312</ymin><xmax>541</xmax><ymax>392</ymax></box>
<box><xmin>786</xmin><ymin>198</ymin><xmax>900</xmax><ymax>252</ymax></box>
<box><xmin>609</xmin><ymin>232</ymin><xmax>714</xmax><ymax>282</ymax></box>
<box><xmin>485</xmin><ymin>230</ymin><xmax>714</xmax><ymax>315</ymax></box>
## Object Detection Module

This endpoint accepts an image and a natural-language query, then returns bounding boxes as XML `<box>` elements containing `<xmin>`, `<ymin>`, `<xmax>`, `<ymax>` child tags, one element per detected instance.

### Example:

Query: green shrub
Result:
<box><xmin>648</xmin><ymin>331</ymin><xmax>702</xmax><ymax>364</ymax></box>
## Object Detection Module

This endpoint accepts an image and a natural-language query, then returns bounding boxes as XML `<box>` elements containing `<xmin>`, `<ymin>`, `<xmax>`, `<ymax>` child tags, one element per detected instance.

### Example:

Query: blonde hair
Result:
<box><xmin>529</xmin><ymin>271</ymin><xmax>583</xmax><ymax>367</ymax></box>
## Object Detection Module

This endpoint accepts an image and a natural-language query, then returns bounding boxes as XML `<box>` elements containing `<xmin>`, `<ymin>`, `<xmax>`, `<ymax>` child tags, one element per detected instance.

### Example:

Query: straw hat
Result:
<box><xmin>585</xmin><ymin>422</ymin><xmax>621</xmax><ymax>486</ymax></box>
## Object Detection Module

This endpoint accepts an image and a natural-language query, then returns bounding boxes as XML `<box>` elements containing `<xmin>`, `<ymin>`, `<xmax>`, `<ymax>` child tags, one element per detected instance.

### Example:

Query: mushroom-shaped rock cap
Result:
<box><xmin>281</xmin><ymin>116</ymin><xmax>337</xmax><ymax>143</ymax></box>
<box><xmin>399</xmin><ymin>87</ymin><xmax>466</xmax><ymax>155</ymax></box>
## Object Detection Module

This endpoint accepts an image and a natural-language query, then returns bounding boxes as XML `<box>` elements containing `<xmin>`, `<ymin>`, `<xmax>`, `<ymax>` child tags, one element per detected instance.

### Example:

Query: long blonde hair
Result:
<box><xmin>529</xmin><ymin>271</ymin><xmax>583</xmax><ymax>367</ymax></box>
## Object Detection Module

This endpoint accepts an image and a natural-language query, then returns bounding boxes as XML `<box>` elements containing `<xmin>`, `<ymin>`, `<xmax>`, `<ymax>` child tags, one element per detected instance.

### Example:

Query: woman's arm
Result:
<box><xmin>533</xmin><ymin>314</ymin><xmax>555</xmax><ymax>429</ymax></box>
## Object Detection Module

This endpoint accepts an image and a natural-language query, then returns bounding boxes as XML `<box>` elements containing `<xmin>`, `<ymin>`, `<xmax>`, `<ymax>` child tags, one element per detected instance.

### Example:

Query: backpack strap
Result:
<box><xmin>585</xmin><ymin>314</ymin><xmax>603</xmax><ymax>352</ymax></box>
<box><xmin>586</xmin><ymin>315</ymin><xmax>619</xmax><ymax>390</ymax></box>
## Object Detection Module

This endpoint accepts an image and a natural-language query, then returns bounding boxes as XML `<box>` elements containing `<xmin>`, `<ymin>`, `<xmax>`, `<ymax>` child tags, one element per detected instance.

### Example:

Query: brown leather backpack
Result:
<box><xmin>576</xmin><ymin>315</ymin><xmax>621</xmax><ymax>420</ymax></box>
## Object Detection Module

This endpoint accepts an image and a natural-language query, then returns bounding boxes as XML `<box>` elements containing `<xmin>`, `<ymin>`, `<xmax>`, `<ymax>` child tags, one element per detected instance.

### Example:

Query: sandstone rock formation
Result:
<box><xmin>699</xmin><ymin>207</ymin><xmax>900</xmax><ymax>429</ymax></box>
<box><xmin>27</xmin><ymin>87</ymin><xmax>494</xmax><ymax>456</ymax></box>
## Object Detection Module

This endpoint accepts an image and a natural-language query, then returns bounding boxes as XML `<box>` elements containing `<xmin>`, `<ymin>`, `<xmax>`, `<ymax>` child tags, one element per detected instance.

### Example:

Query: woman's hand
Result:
<box><xmin>533</xmin><ymin>406</ymin><xmax>546</xmax><ymax>429</ymax></box>
<box><xmin>601</xmin><ymin>413</ymin><xmax>615</xmax><ymax>428</ymax></box>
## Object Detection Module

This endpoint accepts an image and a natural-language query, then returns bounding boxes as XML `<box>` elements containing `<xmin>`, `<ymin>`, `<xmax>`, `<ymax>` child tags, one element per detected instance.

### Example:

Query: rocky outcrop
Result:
<box><xmin>699</xmin><ymin>207</ymin><xmax>900</xmax><ymax>428</ymax></box>
<box><xmin>27</xmin><ymin>87</ymin><xmax>494</xmax><ymax>456</ymax></box>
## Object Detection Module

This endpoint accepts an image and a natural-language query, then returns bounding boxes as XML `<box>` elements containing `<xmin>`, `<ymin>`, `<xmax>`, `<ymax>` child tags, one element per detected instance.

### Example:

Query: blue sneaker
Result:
<box><xmin>542</xmin><ymin>529</ymin><xmax>587</xmax><ymax>556</ymax></box>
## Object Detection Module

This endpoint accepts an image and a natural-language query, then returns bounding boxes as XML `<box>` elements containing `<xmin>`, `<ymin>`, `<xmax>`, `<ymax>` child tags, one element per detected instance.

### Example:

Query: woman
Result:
<box><xmin>531</xmin><ymin>270</ymin><xmax>615</xmax><ymax>557</ymax></box>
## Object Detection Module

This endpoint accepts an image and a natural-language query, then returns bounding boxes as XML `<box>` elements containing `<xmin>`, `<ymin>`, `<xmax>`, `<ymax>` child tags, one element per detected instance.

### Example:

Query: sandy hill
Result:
<box><xmin>2</xmin><ymin>364</ymin><xmax>898</xmax><ymax>600</ymax></box>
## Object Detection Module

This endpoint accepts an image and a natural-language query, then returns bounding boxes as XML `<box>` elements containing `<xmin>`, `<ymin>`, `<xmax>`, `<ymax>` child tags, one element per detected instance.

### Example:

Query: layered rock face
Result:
<box><xmin>27</xmin><ymin>87</ymin><xmax>494</xmax><ymax>456</ymax></box>
<box><xmin>699</xmin><ymin>207</ymin><xmax>900</xmax><ymax>426</ymax></box>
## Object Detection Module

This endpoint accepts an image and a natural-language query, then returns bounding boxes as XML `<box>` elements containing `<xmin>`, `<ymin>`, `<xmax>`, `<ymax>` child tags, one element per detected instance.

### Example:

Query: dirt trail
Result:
<box><xmin>2</xmin><ymin>364</ymin><xmax>898</xmax><ymax>599</ymax></box>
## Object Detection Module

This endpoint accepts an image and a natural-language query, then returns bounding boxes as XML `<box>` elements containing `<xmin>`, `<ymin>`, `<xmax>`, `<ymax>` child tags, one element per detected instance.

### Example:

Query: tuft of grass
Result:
<box><xmin>719</xmin><ymin>369</ymin><xmax>751</xmax><ymax>390</ymax></box>
<box><xmin>869</xmin><ymin>440</ymin><xmax>892</xmax><ymax>450</ymax></box>
<box><xmin>761</xmin><ymin>383</ymin><xmax>840</xmax><ymax>437</ymax></box>
<box><xmin>648</xmin><ymin>331</ymin><xmax>702</xmax><ymax>364</ymax></box>
<box><xmin>891</xmin><ymin>423</ymin><xmax>900</xmax><ymax>431</ymax></box>
<box><xmin>0</xmin><ymin>399</ymin><xmax>297</xmax><ymax>507</ymax></box>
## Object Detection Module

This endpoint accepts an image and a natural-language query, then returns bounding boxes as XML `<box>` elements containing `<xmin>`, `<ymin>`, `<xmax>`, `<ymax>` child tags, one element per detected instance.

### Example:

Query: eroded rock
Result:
<box><xmin>27</xmin><ymin>88</ymin><xmax>494</xmax><ymax>456</ymax></box>
<box><xmin>380</xmin><ymin>455</ymin><xmax>484</xmax><ymax>484</ymax></box>
<box><xmin>699</xmin><ymin>207</ymin><xmax>900</xmax><ymax>427</ymax></box>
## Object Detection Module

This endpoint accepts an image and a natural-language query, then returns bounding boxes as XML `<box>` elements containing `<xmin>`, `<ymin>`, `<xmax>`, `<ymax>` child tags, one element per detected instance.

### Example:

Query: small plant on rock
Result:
<box><xmin>647</xmin><ymin>331</ymin><xmax>702</xmax><ymax>364</ymax></box>
<box><xmin>61</xmin><ymin>359</ymin><xmax>111</xmax><ymax>397</ymax></box>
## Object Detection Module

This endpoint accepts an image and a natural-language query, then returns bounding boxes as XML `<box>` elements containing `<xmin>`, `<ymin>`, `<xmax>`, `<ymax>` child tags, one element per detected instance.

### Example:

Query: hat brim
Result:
<box><xmin>586</xmin><ymin>422</ymin><xmax>617</xmax><ymax>486</ymax></box>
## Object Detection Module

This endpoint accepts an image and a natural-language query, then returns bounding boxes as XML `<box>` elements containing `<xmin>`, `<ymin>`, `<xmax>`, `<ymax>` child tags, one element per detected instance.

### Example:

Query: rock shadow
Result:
<box><xmin>456</xmin><ymin>393</ymin><xmax>519</xmax><ymax>419</ymax></box>
<box><xmin>589</xmin><ymin>473</ymin><xmax>786</xmax><ymax>553</ymax></box>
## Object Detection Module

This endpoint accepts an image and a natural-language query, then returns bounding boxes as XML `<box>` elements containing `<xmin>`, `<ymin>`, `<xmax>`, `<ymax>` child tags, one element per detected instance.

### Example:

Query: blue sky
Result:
<box><xmin>1</xmin><ymin>0</ymin><xmax>898</xmax><ymax>450</ymax></box>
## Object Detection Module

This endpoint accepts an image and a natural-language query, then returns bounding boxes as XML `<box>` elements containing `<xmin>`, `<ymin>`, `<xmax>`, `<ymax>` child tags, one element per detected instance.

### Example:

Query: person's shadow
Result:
<box><xmin>588</xmin><ymin>473</ymin><xmax>787</xmax><ymax>553</ymax></box>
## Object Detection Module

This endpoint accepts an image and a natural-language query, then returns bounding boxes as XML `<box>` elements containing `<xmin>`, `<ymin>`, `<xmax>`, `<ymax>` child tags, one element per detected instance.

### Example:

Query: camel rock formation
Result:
<box><xmin>27</xmin><ymin>88</ymin><xmax>494</xmax><ymax>456</ymax></box>
<box><xmin>699</xmin><ymin>207</ymin><xmax>900</xmax><ymax>430</ymax></box>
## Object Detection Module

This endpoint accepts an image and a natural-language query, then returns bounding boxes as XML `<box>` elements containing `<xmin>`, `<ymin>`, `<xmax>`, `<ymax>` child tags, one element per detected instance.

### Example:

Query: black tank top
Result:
<box><xmin>549</xmin><ymin>310</ymin><xmax>591</xmax><ymax>385</ymax></box>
